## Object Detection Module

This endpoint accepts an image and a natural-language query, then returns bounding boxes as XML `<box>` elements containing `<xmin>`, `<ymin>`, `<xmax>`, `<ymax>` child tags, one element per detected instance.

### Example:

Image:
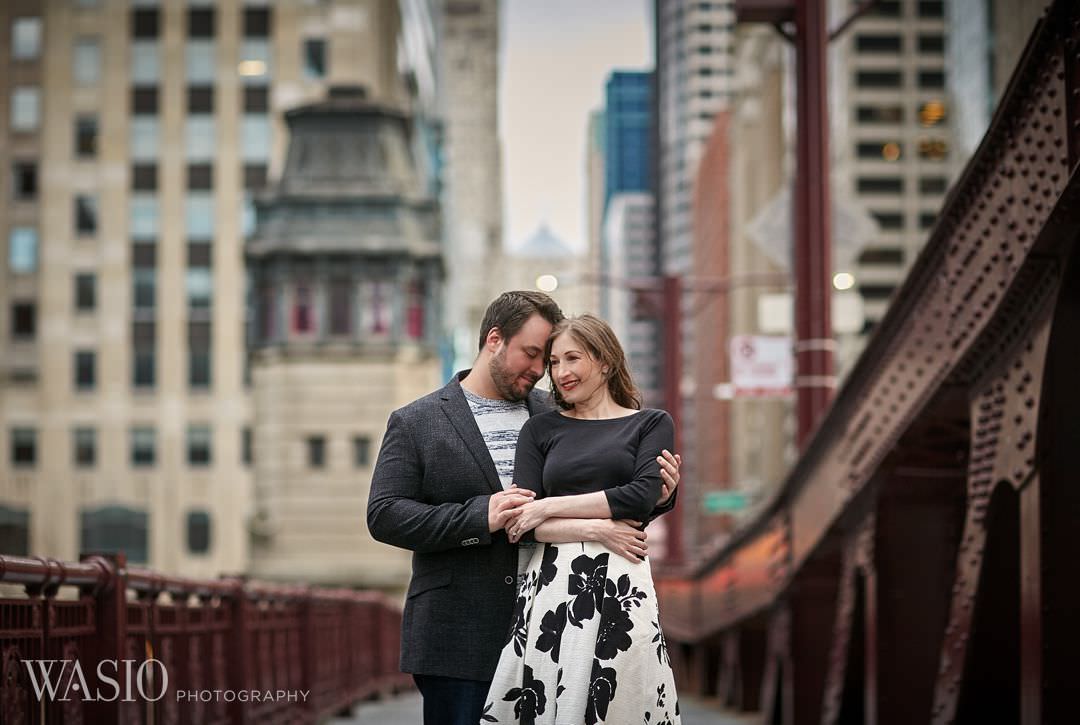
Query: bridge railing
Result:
<box><xmin>0</xmin><ymin>552</ymin><xmax>408</xmax><ymax>724</ymax></box>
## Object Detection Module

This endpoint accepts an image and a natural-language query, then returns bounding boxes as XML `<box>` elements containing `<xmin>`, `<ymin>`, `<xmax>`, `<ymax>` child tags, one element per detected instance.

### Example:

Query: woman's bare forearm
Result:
<box><xmin>539</xmin><ymin>491</ymin><xmax>612</xmax><ymax>520</ymax></box>
<box><xmin>533</xmin><ymin>517</ymin><xmax>603</xmax><ymax>543</ymax></box>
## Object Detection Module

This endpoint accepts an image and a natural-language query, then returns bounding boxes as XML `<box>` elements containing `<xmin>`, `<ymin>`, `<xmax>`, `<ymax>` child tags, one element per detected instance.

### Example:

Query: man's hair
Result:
<box><xmin>478</xmin><ymin>291</ymin><xmax>565</xmax><ymax>351</ymax></box>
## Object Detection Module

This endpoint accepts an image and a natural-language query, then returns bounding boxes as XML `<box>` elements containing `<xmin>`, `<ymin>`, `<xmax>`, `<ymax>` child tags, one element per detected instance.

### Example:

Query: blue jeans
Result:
<box><xmin>413</xmin><ymin>674</ymin><xmax>492</xmax><ymax>725</ymax></box>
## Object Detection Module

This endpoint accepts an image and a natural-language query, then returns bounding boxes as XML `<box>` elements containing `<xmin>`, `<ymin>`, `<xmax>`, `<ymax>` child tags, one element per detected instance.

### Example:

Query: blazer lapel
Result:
<box><xmin>440</xmin><ymin>376</ymin><xmax>502</xmax><ymax>494</ymax></box>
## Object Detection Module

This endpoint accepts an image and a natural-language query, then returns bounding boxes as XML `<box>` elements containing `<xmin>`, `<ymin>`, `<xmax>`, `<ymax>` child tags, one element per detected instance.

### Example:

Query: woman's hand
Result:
<box><xmin>596</xmin><ymin>520</ymin><xmax>648</xmax><ymax>563</ymax></box>
<box><xmin>506</xmin><ymin>499</ymin><xmax>551</xmax><ymax>543</ymax></box>
<box><xmin>656</xmin><ymin>450</ymin><xmax>682</xmax><ymax>506</ymax></box>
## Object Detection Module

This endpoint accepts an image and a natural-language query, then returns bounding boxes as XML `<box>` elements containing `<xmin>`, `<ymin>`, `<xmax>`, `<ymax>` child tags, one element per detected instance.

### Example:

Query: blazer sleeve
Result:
<box><xmin>604</xmin><ymin>410</ymin><xmax>676</xmax><ymax>522</ymax></box>
<box><xmin>366</xmin><ymin>410</ymin><xmax>493</xmax><ymax>553</ymax></box>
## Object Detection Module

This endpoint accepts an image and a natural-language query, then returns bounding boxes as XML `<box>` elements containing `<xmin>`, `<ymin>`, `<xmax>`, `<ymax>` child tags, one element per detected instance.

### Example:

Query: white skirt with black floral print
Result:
<box><xmin>481</xmin><ymin>541</ymin><xmax>680</xmax><ymax>725</ymax></box>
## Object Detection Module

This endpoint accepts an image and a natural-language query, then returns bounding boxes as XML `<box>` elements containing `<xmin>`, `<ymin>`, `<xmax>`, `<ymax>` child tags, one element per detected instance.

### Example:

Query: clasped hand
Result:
<box><xmin>506</xmin><ymin>498</ymin><xmax>550</xmax><ymax>543</ymax></box>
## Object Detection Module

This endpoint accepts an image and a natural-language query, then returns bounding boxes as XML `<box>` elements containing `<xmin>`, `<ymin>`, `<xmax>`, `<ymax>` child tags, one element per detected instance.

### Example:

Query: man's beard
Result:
<box><xmin>489</xmin><ymin>349</ymin><xmax>537</xmax><ymax>402</ymax></box>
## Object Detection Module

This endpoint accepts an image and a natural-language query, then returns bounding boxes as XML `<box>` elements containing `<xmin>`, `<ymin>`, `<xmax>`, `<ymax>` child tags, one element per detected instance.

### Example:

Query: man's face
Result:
<box><xmin>488</xmin><ymin>314</ymin><xmax>553</xmax><ymax>401</ymax></box>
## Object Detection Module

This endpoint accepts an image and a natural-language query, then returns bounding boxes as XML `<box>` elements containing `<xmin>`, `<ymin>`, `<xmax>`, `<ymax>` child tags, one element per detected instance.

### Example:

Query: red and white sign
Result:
<box><xmin>728</xmin><ymin>335</ymin><xmax>794</xmax><ymax>397</ymax></box>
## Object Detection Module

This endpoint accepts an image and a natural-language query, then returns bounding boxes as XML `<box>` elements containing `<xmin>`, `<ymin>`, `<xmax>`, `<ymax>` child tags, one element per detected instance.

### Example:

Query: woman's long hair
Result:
<box><xmin>546</xmin><ymin>314</ymin><xmax>643</xmax><ymax>411</ymax></box>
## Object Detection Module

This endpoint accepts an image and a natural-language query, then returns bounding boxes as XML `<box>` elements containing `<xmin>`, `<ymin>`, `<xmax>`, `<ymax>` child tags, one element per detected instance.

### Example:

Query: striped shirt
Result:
<box><xmin>462</xmin><ymin>387</ymin><xmax>530</xmax><ymax>489</ymax></box>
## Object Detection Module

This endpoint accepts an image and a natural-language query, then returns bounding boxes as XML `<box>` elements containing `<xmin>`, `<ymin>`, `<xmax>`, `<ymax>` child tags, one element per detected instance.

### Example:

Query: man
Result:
<box><xmin>367</xmin><ymin>291</ymin><xmax>681</xmax><ymax>725</ymax></box>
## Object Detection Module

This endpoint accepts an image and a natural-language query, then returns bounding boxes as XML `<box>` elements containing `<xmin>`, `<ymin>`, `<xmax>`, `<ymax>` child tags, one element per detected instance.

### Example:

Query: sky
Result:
<box><xmin>499</xmin><ymin>0</ymin><xmax>653</xmax><ymax>254</ymax></box>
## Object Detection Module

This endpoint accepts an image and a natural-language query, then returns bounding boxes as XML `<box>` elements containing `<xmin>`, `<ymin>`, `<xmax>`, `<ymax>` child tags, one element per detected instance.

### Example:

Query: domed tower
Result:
<box><xmin>246</xmin><ymin>86</ymin><xmax>442</xmax><ymax>588</ymax></box>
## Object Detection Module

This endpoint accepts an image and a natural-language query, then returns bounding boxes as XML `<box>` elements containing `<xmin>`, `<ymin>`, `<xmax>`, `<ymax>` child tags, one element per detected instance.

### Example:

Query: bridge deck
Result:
<box><xmin>335</xmin><ymin>691</ymin><xmax>758</xmax><ymax>724</ymax></box>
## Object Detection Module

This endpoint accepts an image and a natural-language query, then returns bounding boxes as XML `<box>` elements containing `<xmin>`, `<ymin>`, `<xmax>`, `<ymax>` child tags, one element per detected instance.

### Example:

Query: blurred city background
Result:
<box><xmin>0</xmin><ymin>0</ymin><xmax>1043</xmax><ymax>591</ymax></box>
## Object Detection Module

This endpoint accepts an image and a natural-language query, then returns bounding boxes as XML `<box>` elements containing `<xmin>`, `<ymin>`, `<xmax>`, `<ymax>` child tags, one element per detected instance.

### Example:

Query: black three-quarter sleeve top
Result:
<box><xmin>512</xmin><ymin>408</ymin><xmax>676</xmax><ymax>523</ymax></box>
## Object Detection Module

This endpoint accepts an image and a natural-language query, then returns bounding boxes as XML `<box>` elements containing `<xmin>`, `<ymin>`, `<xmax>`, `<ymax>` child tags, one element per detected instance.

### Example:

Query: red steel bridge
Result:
<box><xmin>656</xmin><ymin>1</ymin><xmax>1080</xmax><ymax>723</ymax></box>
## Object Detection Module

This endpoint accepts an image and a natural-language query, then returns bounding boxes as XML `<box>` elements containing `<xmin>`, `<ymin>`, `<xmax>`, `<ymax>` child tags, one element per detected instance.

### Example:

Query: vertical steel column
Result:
<box><xmin>663</xmin><ymin>274</ymin><xmax>684</xmax><ymax>564</ymax></box>
<box><xmin>793</xmin><ymin>0</ymin><xmax>835</xmax><ymax>447</ymax></box>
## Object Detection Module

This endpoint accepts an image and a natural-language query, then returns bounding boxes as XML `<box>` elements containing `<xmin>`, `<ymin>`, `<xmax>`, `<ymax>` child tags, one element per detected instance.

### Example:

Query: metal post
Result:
<box><xmin>663</xmin><ymin>274</ymin><xmax>684</xmax><ymax>564</ymax></box>
<box><xmin>793</xmin><ymin>0</ymin><xmax>835</xmax><ymax>447</ymax></box>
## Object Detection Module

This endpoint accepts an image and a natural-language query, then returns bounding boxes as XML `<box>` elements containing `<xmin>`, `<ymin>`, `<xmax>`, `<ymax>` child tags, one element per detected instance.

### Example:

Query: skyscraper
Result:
<box><xmin>604</xmin><ymin>71</ymin><xmax>654</xmax><ymax>208</ymax></box>
<box><xmin>0</xmin><ymin>0</ymin><xmax>436</xmax><ymax>579</ymax></box>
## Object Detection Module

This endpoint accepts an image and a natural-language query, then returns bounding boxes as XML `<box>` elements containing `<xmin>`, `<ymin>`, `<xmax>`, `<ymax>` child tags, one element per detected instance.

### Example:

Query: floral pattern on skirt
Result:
<box><xmin>482</xmin><ymin>542</ymin><xmax>680</xmax><ymax>725</ymax></box>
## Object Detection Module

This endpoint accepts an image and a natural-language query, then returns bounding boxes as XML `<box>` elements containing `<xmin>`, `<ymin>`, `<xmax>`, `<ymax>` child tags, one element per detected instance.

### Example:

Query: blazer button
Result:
<box><xmin>504</xmin><ymin>576</ymin><xmax>514</xmax><ymax>585</ymax></box>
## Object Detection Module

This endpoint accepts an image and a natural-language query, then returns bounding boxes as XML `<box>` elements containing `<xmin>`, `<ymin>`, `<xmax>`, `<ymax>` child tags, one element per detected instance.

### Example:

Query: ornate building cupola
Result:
<box><xmin>247</xmin><ymin>86</ymin><xmax>442</xmax><ymax>355</ymax></box>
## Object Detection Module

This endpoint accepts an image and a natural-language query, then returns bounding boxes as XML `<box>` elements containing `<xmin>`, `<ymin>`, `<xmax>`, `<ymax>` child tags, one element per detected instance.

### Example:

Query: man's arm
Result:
<box><xmin>366</xmin><ymin>410</ymin><xmax>532</xmax><ymax>553</ymax></box>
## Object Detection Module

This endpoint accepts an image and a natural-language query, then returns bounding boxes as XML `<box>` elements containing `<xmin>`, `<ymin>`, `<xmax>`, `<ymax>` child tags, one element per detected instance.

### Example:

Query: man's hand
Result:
<box><xmin>596</xmin><ymin>520</ymin><xmax>648</xmax><ymax>563</ymax></box>
<box><xmin>656</xmin><ymin>449</ymin><xmax>682</xmax><ymax>506</ymax></box>
<box><xmin>506</xmin><ymin>498</ymin><xmax>551</xmax><ymax>543</ymax></box>
<box><xmin>489</xmin><ymin>485</ymin><xmax>535</xmax><ymax>533</ymax></box>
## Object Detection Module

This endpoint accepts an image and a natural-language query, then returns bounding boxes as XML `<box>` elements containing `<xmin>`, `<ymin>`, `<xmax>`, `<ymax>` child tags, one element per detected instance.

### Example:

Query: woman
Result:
<box><xmin>481</xmin><ymin>314</ymin><xmax>680</xmax><ymax>725</ymax></box>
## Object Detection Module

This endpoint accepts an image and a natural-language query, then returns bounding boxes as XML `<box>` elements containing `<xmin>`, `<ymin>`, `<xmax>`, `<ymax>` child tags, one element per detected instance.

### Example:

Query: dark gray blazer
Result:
<box><xmin>367</xmin><ymin>371</ymin><xmax>555</xmax><ymax>681</ymax></box>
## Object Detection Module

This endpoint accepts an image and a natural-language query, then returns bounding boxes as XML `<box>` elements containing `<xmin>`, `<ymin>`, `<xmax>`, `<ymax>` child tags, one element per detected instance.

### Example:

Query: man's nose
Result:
<box><xmin>531</xmin><ymin>358</ymin><xmax>545</xmax><ymax>378</ymax></box>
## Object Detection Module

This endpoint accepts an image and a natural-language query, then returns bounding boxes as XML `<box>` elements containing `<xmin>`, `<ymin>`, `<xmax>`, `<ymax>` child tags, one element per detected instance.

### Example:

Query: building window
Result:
<box><xmin>243</xmin><ymin>7</ymin><xmax>272</xmax><ymax>38</ymax></box>
<box><xmin>130</xmin><ymin>194</ymin><xmax>159</xmax><ymax>240</ymax></box>
<box><xmin>187</xmin><ymin>511</ymin><xmax>211</xmax><ymax>554</ymax></box>
<box><xmin>353</xmin><ymin>436</ymin><xmax>371</xmax><ymax>468</ymax></box>
<box><xmin>0</xmin><ymin>507</ymin><xmax>30</xmax><ymax>556</ymax></box>
<box><xmin>855</xmin><ymin>71</ymin><xmax>902</xmax><ymax>89</ymax></box>
<box><xmin>918</xmin><ymin>137</ymin><xmax>949</xmax><ymax>161</ymax></box>
<box><xmin>239</xmin><ymin>40</ymin><xmax>271</xmax><ymax>84</ymax></box>
<box><xmin>13</xmin><ymin>162</ymin><xmax>38</xmax><ymax>200</ymax></box>
<box><xmin>856</xmin><ymin>177</ymin><xmax>904</xmax><ymax>194</ymax></box>
<box><xmin>241</xmin><ymin>115</ymin><xmax>271</xmax><ymax>162</ymax></box>
<box><xmin>244</xmin><ymin>164</ymin><xmax>268</xmax><ymax>191</ymax></box>
<box><xmin>11</xmin><ymin>87</ymin><xmax>41</xmax><ymax>131</ymax></box>
<box><xmin>131</xmin><ymin>163</ymin><xmax>157</xmax><ymax>192</ymax></box>
<box><xmin>187</xmin><ymin>163</ymin><xmax>213</xmax><ymax>190</ymax></box>
<box><xmin>859</xmin><ymin>284</ymin><xmax>896</xmax><ymax>301</ymax></box>
<box><xmin>12</xmin><ymin>18</ymin><xmax>42</xmax><ymax>60</ymax></box>
<box><xmin>868</xmin><ymin>1</ymin><xmax>901</xmax><ymax>16</ymax></box>
<box><xmin>328</xmin><ymin>278</ymin><xmax>351</xmax><ymax>335</ymax></box>
<box><xmin>856</xmin><ymin>105</ymin><xmax>903</xmax><ymax>124</ymax></box>
<box><xmin>133</xmin><ymin>348</ymin><xmax>155</xmax><ymax>388</ymax></box>
<box><xmin>918</xmin><ymin>1</ymin><xmax>945</xmax><ymax>18</ymax></box>
<box><xmin>133</xmin><ymin>268</ymin><xmax>156</xmax><ymax>311</ymax></box>
<box><xmin>185</xmin><ymin>41</ymin><xmax>216</xmax><ymax>83</ymax></box>
<box><xmin>185</xmin><ymin>116</ymin><xmax>215</xmax><ymax>161</ymax></box>
<box><xmin>189</xmin><ymin>322</ymin><xmax>211</xmax><ymax>389</ymax></box>
<box><xmin>131</xmin><ymin>42</ymin><xmax>160</xmax><ymax>83</ymax></box>
<box><xmin>918</xmin><ymin>70</ymin><xmax>945</xmax><ymax>89</ymax></box>
<box><xmin>132</xmin><ymin>86</ymin><xmax>159</xmax><ymax>115</ymax></box>
<box><xmin>11</xmin><ymin>428</ymin><xmax>36</xmax><ymax>468</ymax></box>
<box><xmin>303</xmin><ymin>38</ymin><xmax>326</xmax><ymax>79</ymax></box>
<box><xmin>187</xmin><ymin>425</ymin><xmax>212</xmax><ymax>466</ymax></box>
<box><xmin>75</xmin><ymin>195</ymin><xmax>99</xmax><ymax>235</ymax></box>
<box><xmin>857</xmin><ymin>141</ymin><xmax>902</xmax><ymax>160</ymax></box>
<box><xmin>188</xmin><ymin>8</ymin><xmax>215</xmax><ymax>38</ymax></box>
<box><xmin>242</xmin><ymin>427</ymin><xmax>253</xmax><ymax>466</ymax></box>
<box><xmin>919</xmin><ymin>100</ymin><xmax>947</xmax><ymax>127</ymax></box>
<box><xmin>11</xmin><ymin>302</ymin><xmax>35</xmax><ymax>339</ymax></box>
<box><xmin>307</xmin><ymin>436</ymin><xmax>326</xmax><ymax>468</ymax></box>
<box><xmin>870</xmin><ymin>211</ymin><xmax>904</xmax><ymax>230</ymax></box>
<box><xmin>75</xmin><ymin>350</ymin><xmax>96</xmax><ymax>391</ymax></box>
<box><xmin>130</xmin><ymin>427</ymin><xmax>155</xmax><ymax>466</ymax></box>
<box><xmin>920</xmin><ymin>176</ymin><xmax>948</xmax><ymax>194</ymax></box>
<box><xmin>243</xmin><ymin>86</ymin><xmax>269</xmax><ymax>113</ymax></box>
<box><xmin>918</xmin><ymin>34</ymin><xmax>945</xmax><ymax>53</ymax></box>
<box><xmin>80</xmin><ymin>506</ymin><xmax>148</xmax><ymax>564</ymax></box>
<box><xmin>186</xmin><ymin>268</ymin><xmax>212</xmax><ymax>310</ymax></box>
<box><xmin>73</xmin><ymin>427</ymin><xmax>96</xmax><ymax>467</ymax></box>
<box><xmin>75</xmin><ymin>116</ymin><xmax>99</xmax><ymax>158</ymax></box>
<box><xmin>9</xmin><ymin>228</ymin><xmax>38</xmax><ymax>273</ymax></box>
<box><xmin>406</xmin><ymin>280</ymin><xmax>425</xmax><ymax>339</ymax></box>
<box><xmin>75</xmin><ymin>273</ymin><xmax>97</xmax><ymax>311</ymax></box>
<box><xmin>292</xmin><ymin>283</ymin><xmax>314</xmax><ymax>334</ymax></box>
<box><xmin>185</xmin><ymin>193</ymin><xmax>215</xmax><ymax>239</ymax></box>
<box><xmin>73</xmin><ymin>37</ymin><xmax>102</xmax><ymax>85</ymax></box>
<box><xmin>132</xmin><ymin>8</ymin><xmax>159</xmax><ymax>39</ymax></box>
<box><xmin>919</xmin><ymin>212</ymin><xmax>937</xmax><ymax>229</ymax></box>
<box><xmin>855</xmin><ymin>34</ymin><xmax>901</xmax><ymax>53</ymax></box>
<box><xmin>858</xmin><ymin>248</ymin><xmax>904</xmax><ymax>265</ymax></box>
<box><xmin>130</xmin><ymin>117</ymin><xmax>159</xmax><ymax>161</ymax></box>
<box><xmin>187</xmin><ymin>85</ymin><xmax>214</xmax><ymax>114</ymax></box>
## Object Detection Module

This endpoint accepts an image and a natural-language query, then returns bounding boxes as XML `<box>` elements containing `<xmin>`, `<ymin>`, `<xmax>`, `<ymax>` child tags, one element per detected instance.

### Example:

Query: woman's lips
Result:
<box><xmin>560</xmin><ymin>380</ymin><xmax>579</xmax><ymax>392</ymax></box>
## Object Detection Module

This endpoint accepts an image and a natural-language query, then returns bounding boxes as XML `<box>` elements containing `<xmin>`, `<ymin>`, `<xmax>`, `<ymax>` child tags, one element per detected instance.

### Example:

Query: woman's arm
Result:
<box><xmin>531</xmin><ymin>517</ymin><xmax>648</xmax><ymax>563</ymax></box>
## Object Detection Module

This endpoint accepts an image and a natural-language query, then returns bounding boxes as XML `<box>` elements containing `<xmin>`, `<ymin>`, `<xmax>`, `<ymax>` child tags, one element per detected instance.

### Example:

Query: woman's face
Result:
<box><xmin>549</xmin><ymin>332</ymin><xmax>607</xmax><ymax>405</ymax></box>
